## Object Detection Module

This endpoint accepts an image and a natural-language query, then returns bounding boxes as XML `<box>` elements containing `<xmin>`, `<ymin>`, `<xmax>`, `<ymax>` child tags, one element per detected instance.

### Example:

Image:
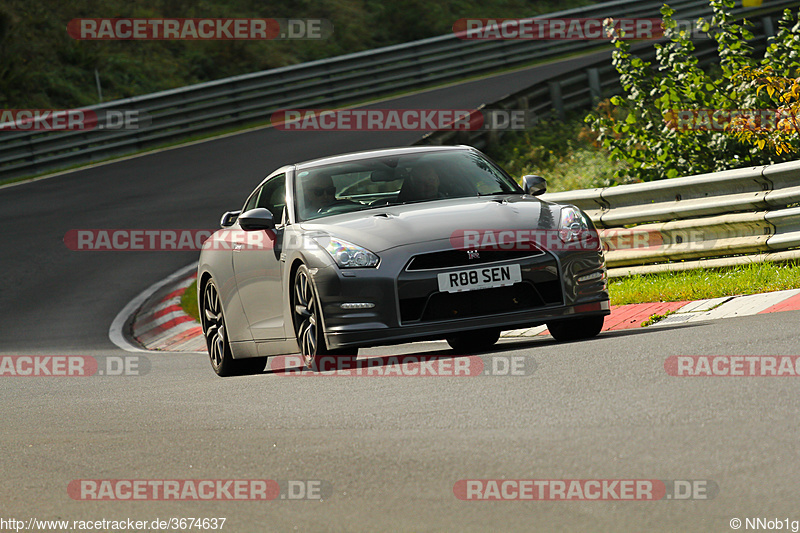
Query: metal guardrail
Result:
<box><xmin>545</xmin><ymin>164</ymin><xmax>777</xmax><ymax>226</ymax></box>
<box><xmin>544</xmin><ymin>159</ymin><xmax>800</xmax><ymax>276</ymax></box>
<box><xmin>0</xmin><ymin>0</ymin><xmax>781</xmax><ymax>180</ymax></box>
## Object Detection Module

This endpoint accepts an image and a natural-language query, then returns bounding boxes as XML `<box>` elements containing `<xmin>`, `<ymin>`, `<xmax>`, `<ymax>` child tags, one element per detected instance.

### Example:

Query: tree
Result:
<box><xmin>585</xmin><ymin>1</ymin><xmax>800</xmax><ymax>182</ymax></box>
<box><xmin>728</xmin><ymin>66</ymin><xmax>800</xmax><ymax>155</ymax></box>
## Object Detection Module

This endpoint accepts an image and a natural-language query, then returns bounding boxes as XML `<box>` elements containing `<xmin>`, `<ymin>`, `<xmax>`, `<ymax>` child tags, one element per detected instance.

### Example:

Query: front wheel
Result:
<box><xmin>292</xmin><ymin>264</ymin><xmax>354</xmax><ymax>368</ymax></box>
<box><xmin>546</xmin><ymin>315</ymin><xmax>604</xmax><ymax>342</ymax></box>
<box><xmin>201</xmin><ymin>278</ymin><xmax>267</xmax><ymax>376</ymax></box>
<box><xmin>446</xmin><ymin>328</ymin><xmax>500</xmax><ymax>353</ymax></box>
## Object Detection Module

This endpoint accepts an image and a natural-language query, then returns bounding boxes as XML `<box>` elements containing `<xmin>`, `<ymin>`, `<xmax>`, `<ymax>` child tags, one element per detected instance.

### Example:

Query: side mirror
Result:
<box><xmin>220</xmin><ymin>210</ymin><xmax>241</xmax><ymax>228</ymax></box>
<box><xmin>522</xmin><ymin>175</ymin><xmax>547</xmax><ymax>196</ymax></box>
<box><xmin>238</xmin><ymin>208</ymin><xmax>275</xmax><ymax>231</ymax></box>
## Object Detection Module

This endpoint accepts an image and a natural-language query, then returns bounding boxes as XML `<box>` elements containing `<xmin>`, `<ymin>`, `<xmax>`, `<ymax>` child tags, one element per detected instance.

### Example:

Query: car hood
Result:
<box><xmin>299</xmin><ymin>195</ymin><xmax>562</xmax><ymax>253</ymax></box>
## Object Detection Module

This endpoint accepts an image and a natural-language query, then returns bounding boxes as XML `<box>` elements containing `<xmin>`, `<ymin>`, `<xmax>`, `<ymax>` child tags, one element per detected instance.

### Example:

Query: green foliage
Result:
<box><xmin>0</xmin><ymin>0</ymin><xmax>593</xmax><ymax>109</ymax></box>
<box><xmin>485</xmin><ymin>113</ymin><xmax>630</xmax><ymax>192</ymax></box>
<box><xmin>584</xmin><ymin>1</ymin><xmax>800</xmax><ymax>182</ymax></box>
<box><xmin>729</xmin><ymin>65</ymin><xmax>800</xmax><ymax>155</ymax></box>
<box><xmin>641</xmin><ymin>309</ymin><xmax>674</xmax><ymax>326</ymax></box>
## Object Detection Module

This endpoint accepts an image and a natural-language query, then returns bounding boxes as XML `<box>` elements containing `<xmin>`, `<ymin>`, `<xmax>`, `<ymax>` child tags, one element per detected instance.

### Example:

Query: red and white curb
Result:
<box><xmin>502</xmin><ymin>288</ymin><xmax>800</xmax><ymax>337</ymax></box>
<box><xmin>131</xmin><ymin>272</ymin><xmax>205</xmax><ymax>352</ymax></box>
<box><xmin>115</xmin><ymin>264</ymin><xmax>800</xmax><ymax>352</ymax></box>
<box><xmin>108</xmin><ymin>263</ymin><xmax>205</xmax><ymax>353</ymax></box>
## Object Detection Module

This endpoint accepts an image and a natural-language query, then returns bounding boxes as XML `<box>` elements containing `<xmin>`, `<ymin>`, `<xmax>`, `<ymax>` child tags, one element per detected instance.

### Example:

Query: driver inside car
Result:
<box><xmin>302</xmin><ymin>172</ymin><xmax>337</xmax><ymax>213</ymax></box>
<box><xmin>397</xmin><ymin>165</ymin><xmax>447</xmax><ymax>202</ymax></box>
<box><xmin>301</xmin><ymin>171</ymin><xmax>362</xmax><ymax>219</ymax></box>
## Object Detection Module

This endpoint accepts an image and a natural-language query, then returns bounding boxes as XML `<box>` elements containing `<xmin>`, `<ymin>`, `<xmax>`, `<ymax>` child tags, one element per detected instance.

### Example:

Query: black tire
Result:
<box><xmin>546</xmin><ymin>315</ymin><xmax>605</xmax><ymax>342</ymax></box>
<box><xmin>446</xmin><ymin>328</ymin><xmax>500</xmax><ymax>353</ymax></box>
<box><xmin>292</xmin><ymin>264</ymin><xmax>355</xmax><ymax>368</ymax></box>
<box><xmin>201</xmin><ymin>278</ymin><xmax>267</xmax><ymax>376</ymax></box>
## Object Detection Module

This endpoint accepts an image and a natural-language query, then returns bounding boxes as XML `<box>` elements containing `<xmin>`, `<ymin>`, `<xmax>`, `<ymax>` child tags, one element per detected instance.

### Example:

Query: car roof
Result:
<box><xmin>293</xmin><ymin>145</ymin><xmax>475</xmax><ymax>171</ymax></box>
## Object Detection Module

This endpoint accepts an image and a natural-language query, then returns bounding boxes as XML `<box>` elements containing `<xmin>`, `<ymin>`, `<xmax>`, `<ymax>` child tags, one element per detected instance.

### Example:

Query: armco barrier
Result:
<box><xmin>544</xmin><ymin>160</ymin><xmax>800</xmax><ymax>228</ymax></box>
<box><xmin>595</xmin><ymin>166</ymin><xmax>773</xmax><ymax>227</ymax></box>
<box><xmin>608</xmin><ymin>249</ymin><xmax>800</xmax><ymax>277</ymax></box>
<box><xmin>1</xmin><ymin>0</ymin><xmax>794</xmax><ymax>181</ymax></box>
<box><xmin>542</xmin><ymin>164</ymin><xmax>774</xmax><ymax>228</ymax></box>
<box><xmin>601</xmin><ymin>211</ymin><xmax>772</xmax><ymax>266</ymax></box>
<box><xmin>766</xmin><ymin>207</ymin><xmax>800</xmax><ymax>250</ymax></box>
<box><xmin>543</xmin><ymin>160</ymin><xmax>800</xmax><ymax>275</ymax></box>
<box><xmin>764</xmin><ymin>163</ymin><xmax>800</xmax><ymax>207</ymax></box>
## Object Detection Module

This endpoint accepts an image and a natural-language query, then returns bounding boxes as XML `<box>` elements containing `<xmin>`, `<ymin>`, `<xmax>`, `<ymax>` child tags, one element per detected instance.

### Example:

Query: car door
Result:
<box><xmin>232</xmin><ymin>173</ymin><xmax>287</xmax><ymax>341</ymax></box>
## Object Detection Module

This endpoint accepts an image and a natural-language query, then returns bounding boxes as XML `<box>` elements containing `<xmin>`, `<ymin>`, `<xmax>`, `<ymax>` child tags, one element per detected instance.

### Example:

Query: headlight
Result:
<box><xmin>316</xmin><ymin>237</ymin><xmax>379</xmax><ymax>268</ymax></box>
<box><xmin>559</xmin><ymin>206</ymin><xmax>589</xmax><ymax>243</ymax></box>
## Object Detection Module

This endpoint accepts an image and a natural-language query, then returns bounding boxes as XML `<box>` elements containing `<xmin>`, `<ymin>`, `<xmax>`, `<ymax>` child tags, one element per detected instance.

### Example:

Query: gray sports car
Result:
<box><xmin>198</xmin><ymin>145</ymin><xmax>609</xmax><ymax>376</ymax></box>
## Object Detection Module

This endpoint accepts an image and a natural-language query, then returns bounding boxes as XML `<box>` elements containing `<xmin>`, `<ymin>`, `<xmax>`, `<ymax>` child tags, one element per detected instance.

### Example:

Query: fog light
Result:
<box><xmin>340</xmin><ymin>303</ymin><xmax>375</xmax><ymax>309</ymax></box>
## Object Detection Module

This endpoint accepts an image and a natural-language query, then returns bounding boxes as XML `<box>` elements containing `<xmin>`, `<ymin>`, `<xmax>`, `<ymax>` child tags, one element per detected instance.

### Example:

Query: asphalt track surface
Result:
<box><xmin>2</xmin><ymin>49</ymin><xmax>800</xmax><ymax>532</ymax></box>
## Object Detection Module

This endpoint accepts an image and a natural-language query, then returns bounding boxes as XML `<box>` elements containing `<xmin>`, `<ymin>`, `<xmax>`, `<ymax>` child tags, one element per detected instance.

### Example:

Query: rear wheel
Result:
<box><xmin>546</xmin><ymin>315</ymin><xmax>604</xmax><ymax>342</ymax></box>
<box><xmin>201</xmin><ymin>278</ymin><xmax>267</xmax><ymax>376</ymax></box>
<box><xmin>292</xmin><ymin>264</ymin><xmax>354</xmax><ymax>368</ymax></box>
<box><xmin>446</xmin><ymin>328</ymin><xmax>500</xmax><ymax>353</ymax></box>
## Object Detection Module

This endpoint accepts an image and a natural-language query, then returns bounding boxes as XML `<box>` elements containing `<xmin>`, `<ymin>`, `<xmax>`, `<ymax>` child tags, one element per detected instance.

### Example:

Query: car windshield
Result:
<box><xmin>295</xmin><ymin>150</ymin><xmax>522</xmax><ymax>221</ymax></box>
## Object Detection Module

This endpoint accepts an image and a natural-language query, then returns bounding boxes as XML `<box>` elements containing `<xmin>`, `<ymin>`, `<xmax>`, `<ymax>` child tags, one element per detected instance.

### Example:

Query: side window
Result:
<box><xmin>256</xmin><ymin>174</ymin><xmax>286</xmax><ymax>224</ymax></box>
<box><xmin>243</xmin><ymin>187</ymin><xmax>261</xmax><ymax>212</ymax></box>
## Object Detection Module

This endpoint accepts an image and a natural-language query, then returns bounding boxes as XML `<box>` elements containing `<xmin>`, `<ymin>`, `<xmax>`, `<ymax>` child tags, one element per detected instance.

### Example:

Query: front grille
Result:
<box><xmin>398</xmin><ymin>280</ymin><xmax>562</xmax><ymax>323</ymax></box>
<box><xmin>406</xmin><ymin>249</ymin><xmax>543</xmax><ymax>271</ymax></box>
<box><xmin>423</xmin><ymin>284</ymin><xmax>540</xmax><ymax>321</ymax></box>
<box><xmin>399</xmin><ymin>296</ymin><xmax>427</xmax><ymax>323</ymax></box>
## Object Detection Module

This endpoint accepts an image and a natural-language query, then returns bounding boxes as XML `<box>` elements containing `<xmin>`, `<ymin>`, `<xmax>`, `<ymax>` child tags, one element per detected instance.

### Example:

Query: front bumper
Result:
<box><xmin>325</xmin><ymin>300</ymin><xmax>610</xmax><ymax>349</ymax></box>
<box><xmin>309</xmin><ymin>239</ymin><xmax>609</xmax><ymax>350</ymax></box>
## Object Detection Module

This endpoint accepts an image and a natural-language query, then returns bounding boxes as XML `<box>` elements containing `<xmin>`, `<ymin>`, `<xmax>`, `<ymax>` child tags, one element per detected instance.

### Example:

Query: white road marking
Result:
<box><xmin>108</xmin><ymin>262</ymin><xmax>197</xmax><ymax>353</ymax></box>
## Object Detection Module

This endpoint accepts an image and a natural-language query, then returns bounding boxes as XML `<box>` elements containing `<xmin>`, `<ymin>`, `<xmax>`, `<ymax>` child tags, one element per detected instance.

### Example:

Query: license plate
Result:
<box><xmin>437</xmin><ymin>264</ymin><xmax>522</xmax><ymax>293</ymax></box>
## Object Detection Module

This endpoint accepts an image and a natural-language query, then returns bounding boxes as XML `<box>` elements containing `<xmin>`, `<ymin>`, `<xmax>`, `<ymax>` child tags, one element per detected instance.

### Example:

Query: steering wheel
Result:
<box><xmin>316</xmin><ymin>203</ymin><xmax>338</xmax><ymax>214</ymax></box>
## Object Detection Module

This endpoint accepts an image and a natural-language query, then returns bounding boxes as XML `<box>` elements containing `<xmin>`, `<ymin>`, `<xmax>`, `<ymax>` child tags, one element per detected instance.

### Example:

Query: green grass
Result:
<box><xmin>640</xmin><ymin>310</ymin><xmax>675</xmax><ymax>327</ymax></box>
<box><xmin>609</xmin><ymin>262</ymin><xmax>800</xmax><ymax>306</ymax></box>
<box><xmin>181</xmin><ymin>280</ymin><xmax>200</xmax><ymax>322</ymax></box>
